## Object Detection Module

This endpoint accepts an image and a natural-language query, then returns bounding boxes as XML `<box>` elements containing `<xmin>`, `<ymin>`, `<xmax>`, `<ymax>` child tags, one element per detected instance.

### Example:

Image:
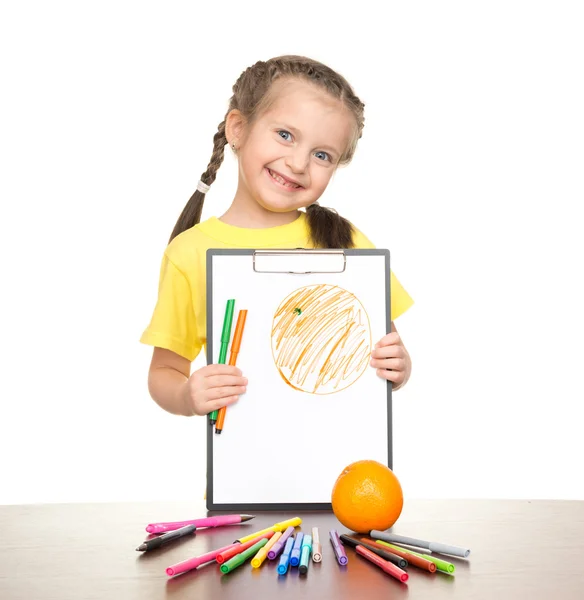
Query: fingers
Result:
<box><xmin>371</xmin><ymin>344</ymin><xmax>405</xmax><ymax>359</ymax></box>
<box><xmin>376</xmin><ymin>367</ymin><xmax>405</xmax><ymax>385</ymax></box>
<box><xmin>370</xmin><ymin>357</ymin><xmax>403</xmax><ymax>371</ymax></box>
<box><xmin>205</xmin><ymin>374</ymin><xmax>248</xmax><ymax>389</ymax></box>
<box><xmin>375</xmin><ymin>332</ymin><xmax>401</xmax><ymax>348</ymax></box>
<box><xmin>205</xmin><ymin>394</ymin><xmax>241</xmax><ymax>413</ymax></box>
<box><xmin>207</xmin><ymin>385</ymin><xmax>247</xmax><ymax>401</ymax></box>
<box><xmin>202</xmin><ymin>364</ymin><xmax>243</xmax><ymax>378</ymax></box>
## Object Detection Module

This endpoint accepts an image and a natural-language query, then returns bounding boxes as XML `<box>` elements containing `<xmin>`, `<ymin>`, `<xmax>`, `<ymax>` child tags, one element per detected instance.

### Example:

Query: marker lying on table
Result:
<box><xmin>375</xmin><ymin>540</ymin><xmax>456</xmax><ymax>574</ymax></box>
<box><xmin>340</xmin><ymin>534</ymin><xmax>408</xmax><ymax>569</ymax></box>
<box><xmin>166</xmin><ymin>542</ymin><xmax>240</xmax><ymax>576</ymax></box>
<box><xmin>362</xmin><ymin>538</ymin><xmax>436</xmax><ymax>572</ymax></box>
<box><xmin>251</xmin><ymin>531</ymin><xmax>282</xmax><ymax>568</ymax></box>
<box><xmin>136</xmin><ymin>524</ymin><xmax>196</xmax><ymax>552</ymax></box>
<box><xmin>220</xmin><ymin>538</ymin><xmax>268</xmax><ymax>574</ymax></box>
<box><xmin>312</xmin><ymin>527</ymin><xmax>322</xmax><ymax>562</ymax></box>
<box><xmin>370</xmin><ymin>530</ymin><xmax>471</xmax><ymax>558</ymax></box>
<box><xmin>277</xmin><ymin>537</ymin><xmax>295</xmax><ymax>575</ymax></box>
<box><xmin>209</xmin><ymin>298</ymin><xmax>235</xmax><ymax>425</ymax></box>
<box><xmin>290</xmin><ymin>532</ymin><xmax>304</xmax><ymax>567</ymax></box>
<box><xmin>356</xmin><ymin>545</ymin><xmax>409</xmax><ymax>583</ymax></box>
<box><xmin>329</xmin><ymin>529</ymin><xmax>348</xmax><ymax>565</ymax></box>
<box><xmin>268</xmin><ymin>526</ymin><xmax>295</xmax><ymax>560</ymax></box>
<box><xmin>146</xmin><ymin>514</ymin><xmax>255</xmax><ymax>534</ymax></box>
<box><xmin>216</xmin><ymin>531</ymin><xmax>274</xmax><ymax>564</ymax></box>
<box><xmin>299</xmin><ymin>535</ymin><xmax>313</xmax><ymax>574</ymax></box>
<box><xmin>235</xmin><ymin>517</ymin><xmax>301</xmax><ymax>544</ymax></box>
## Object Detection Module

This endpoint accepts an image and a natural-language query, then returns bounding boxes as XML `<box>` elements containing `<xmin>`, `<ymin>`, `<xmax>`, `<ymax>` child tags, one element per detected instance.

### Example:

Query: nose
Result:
<box><xmin>285</xmin><ymin>146</ymin><xmax>309</xmax><ymax>174</ymax></box>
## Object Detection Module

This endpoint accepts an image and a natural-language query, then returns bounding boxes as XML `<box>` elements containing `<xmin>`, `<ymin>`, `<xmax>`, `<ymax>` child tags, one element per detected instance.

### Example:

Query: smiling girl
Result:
<box><xmin>140</xmin><ymin>55</ymin><xmax>414</xmax><ymax>417</ymax></box>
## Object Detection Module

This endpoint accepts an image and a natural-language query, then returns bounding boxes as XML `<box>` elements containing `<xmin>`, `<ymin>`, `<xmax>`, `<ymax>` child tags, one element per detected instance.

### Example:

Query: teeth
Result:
<box><xmin>269</xmin><ymin>169</ymin><xmax>300</xmax><ymax>188</ymax></box>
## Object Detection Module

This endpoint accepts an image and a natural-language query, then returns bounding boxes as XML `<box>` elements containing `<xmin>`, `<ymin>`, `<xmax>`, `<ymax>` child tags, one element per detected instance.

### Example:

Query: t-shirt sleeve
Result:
<box><xmin>140</xmin><ymin>251</ymin><xmax>202</xmax><ymax>362</ymax></box>
<box><xmin>351</xmin><ymin>224</ymin><xmax>415</xmax><ymax>321</ymax></box>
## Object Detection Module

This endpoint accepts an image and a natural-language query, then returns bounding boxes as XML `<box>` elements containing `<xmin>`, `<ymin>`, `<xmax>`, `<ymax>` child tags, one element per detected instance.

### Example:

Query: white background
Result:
<box><xmin>1</xmin><ymin>1</ymin><xmax>583</xmax><ymax>505</ymax></box>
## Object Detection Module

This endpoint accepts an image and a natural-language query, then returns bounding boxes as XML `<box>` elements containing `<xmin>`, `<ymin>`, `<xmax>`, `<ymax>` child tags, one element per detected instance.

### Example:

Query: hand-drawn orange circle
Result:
<box><xmin>271</xmin><ymin>284</ymin><xmax>372</xmax><ymax>394</ymax></box>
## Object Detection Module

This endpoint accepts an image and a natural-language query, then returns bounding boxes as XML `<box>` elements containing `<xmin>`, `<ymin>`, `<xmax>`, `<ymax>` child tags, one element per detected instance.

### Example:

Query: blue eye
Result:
<box><xmin>278</xmin><ymin>130</ymin><xmax>292</xmax><ymax>141</ymax></box>
<box><xmin>315</xmin><ymin>151</ymin><xmax>331</xmax><ymax>162</ymax></box>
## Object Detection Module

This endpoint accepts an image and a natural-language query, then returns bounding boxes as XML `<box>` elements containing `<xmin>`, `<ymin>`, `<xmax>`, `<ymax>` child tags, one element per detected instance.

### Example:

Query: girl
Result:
<box><xmin>141</xmin><ymin>55</ymin><xmax>414</xmax><ymax>417</ymax></box>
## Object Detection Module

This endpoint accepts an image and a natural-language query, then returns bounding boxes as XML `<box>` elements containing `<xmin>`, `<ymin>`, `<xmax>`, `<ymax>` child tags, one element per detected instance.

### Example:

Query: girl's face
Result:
<box><xmin>234</xmin><ymin>78</ymin><xmax>355</xmax><ymax>215</ymax></box>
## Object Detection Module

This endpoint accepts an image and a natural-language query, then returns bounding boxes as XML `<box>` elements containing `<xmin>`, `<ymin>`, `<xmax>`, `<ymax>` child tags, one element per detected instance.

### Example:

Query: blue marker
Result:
<box><xmin>299</xmin><ymin>534</ymin><xmax>312</xmax><ymax>574</ymax></box>
<box><xmin>277</xmin><ymin>537</ymin><xmax>295</xmax><ymax>575</ymax></box>
<box><xmin>290</xmin><ymin>532</ymin><xmax>304</xmax><ymax>567</ymax></box>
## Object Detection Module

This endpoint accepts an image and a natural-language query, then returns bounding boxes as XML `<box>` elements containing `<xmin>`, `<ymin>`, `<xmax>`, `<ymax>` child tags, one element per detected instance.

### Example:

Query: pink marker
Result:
<box><xmin>146</xmin><ymin>514</ymin><xmax>255</xmax><ymax>534</ymax></box>
<box><xmin>166</xmin><ymin>543</ymin><xmax>240</xmax><ymax>576</ymax></box>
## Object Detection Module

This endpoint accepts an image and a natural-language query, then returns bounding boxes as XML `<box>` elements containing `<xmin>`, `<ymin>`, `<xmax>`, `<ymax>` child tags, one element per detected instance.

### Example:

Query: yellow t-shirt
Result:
<box><xmin>140</xmin><ymin>212</ymin><xmax>414</xmax><ymax>361</ymax></box>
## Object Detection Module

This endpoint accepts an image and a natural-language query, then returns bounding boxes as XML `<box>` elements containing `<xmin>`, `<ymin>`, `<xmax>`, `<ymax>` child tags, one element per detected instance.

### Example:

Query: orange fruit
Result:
<box><xmin>331</xmin><ymin>460</ymin><xmax>403</xmax><ymax>533</ymax></box>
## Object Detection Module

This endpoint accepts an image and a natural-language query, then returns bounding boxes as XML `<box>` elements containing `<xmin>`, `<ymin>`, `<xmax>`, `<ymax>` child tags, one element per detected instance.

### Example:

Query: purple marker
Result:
<box><xmin>330</xmin><ymin>529</ymin><xmax>348</xmax><ymax>565</ymax></box>
<box><xmin>268</xmin><ymin>526</ymin><xmax>295</xmax><ymax>560</ymax></box>
<box><xmin>290</xmin><ymin>532</ymin><xmax>304</xmax><ymax>567</ymax></box>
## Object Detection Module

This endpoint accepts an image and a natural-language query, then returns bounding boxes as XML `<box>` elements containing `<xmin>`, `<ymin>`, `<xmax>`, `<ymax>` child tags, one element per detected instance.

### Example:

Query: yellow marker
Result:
<box><xmin>273</xmin><ymin>517</ymin><xmax>302</xmax><ymax>531</ymax></box>
<box><xmin>235</xmin><ymin>526</ymin><xmax>277</xmax><ymax>544</ymax></box>
<box><xmin>235</xmin><ymin>517</ymin><xmax>302</xmax><ymax>544</ymax></box>
<box><xmin>251</xmin><ymin>531</ymin><xmax>282</xmax><ymax>568</ymax></box>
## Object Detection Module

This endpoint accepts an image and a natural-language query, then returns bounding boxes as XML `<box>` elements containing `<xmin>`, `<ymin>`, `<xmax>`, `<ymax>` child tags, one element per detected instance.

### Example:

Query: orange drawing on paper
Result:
<box><xmin>271</xmin><ymin>284</ymin><xmax>372</xmax><ymax>394</ymax></box>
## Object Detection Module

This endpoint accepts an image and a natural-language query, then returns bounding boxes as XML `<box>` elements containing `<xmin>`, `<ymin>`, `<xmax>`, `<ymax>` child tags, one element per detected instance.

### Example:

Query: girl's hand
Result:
<box><xmin>370</xmin><ymin>323</ymin><xmax>411</xmax><ymax>391</ymax></box>
<box><xmin>182</xmin><ymin>364</ymin><xmax>247</xmax><ymax>416</ymax></box>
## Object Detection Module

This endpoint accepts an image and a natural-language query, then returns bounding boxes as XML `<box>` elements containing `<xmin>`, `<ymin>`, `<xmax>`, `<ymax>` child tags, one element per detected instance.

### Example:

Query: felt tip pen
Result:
<box><xmin>273</xmin><ymin>516</ymin><xmax>302</xmax><ymax>531</ymax></box>
<box><xmin>373</xmin><ymin>540</ymin><xmax>437</xmax><ymax>572</ymax></box>
<box><xmin>235</xmin><ymin>525</ymin><xmax>280</xmax><ymax>544</ymax></box>
<box><xmin>209</xmin><ymin>298</ymin><xmax>235</xmax><ymax>424</ymax></box>
<box><xmin>290</xmin><ymin>532</ymin><xmax>304</xmax><ymax>567</ymax></box>
<box><xmin>147</xmin><ymin>514</ymin><xmax>254</xmax><ymax>534</ymax></box>
<box><xmin>136</xmin><ymin>524</ymin><xmax>196</xmax><ymax>552</ymax></box>
<box><xmin>166</xmin><ymin>542</ymin><xmax>239</xmax><ymax>576</ymax></box>
<box><xmin>375</xmin><ymin>540</ymin><xmax>455</xmax><ymax>574</ymax></box>
<box><xmin>340</xmin><ymin>534</ymin><xmax>408</xmax><ymax>569</ymax></box>
<box><xmin>216</xmin><ymin>309</ymin><xmax>247</xmax><ymax>434</ymax></box>
<box><xmin>299</xmin><ymin>535</ymin><xmax>313</xmax><ymax>574</ymax></box>
<box><xmin>216</xmin><ymin>531</ymin><xmax>274</xmax><ymax>564</ymax></box>
<box><xmin>356</xmin><ymin>545</ymin><xmax>409</xmax><ymax>583</ymax></box>
<box><xmin>220</xmin><ymin>538</ymin><xmax>268</xmax><ymax>574</ymax></box>
<box><xmin>277</xmin><ymin>537</ymin><xmax>295</xmax><ymax>575</ymax></box>
<box><xmin>329</xmin><ymin>530</ymin><xmax>348</xmax><ymax>565</ymax></box>
<box><xmin>268</xmin><ymin>526</ymin><xmax>295</xmax><ymax>560</ymax></box>
<box><xmin>251</xmin><ymin>531</ymin><xmax>282</xmax><ymax>568</ymax></box>
<box><xmin>370</xmin><ymin>530</ymin><xmax>470</xmax><ymax>558</ymax></box>
<box><xmin>312</xmin><ymin>527</ymin><xmax>322</xmax><ymax>562</ymax></box>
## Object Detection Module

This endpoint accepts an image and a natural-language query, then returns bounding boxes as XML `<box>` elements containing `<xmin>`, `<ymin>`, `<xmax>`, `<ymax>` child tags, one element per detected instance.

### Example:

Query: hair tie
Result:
<box><xmin>197</xmin><ymin>180</ymin><xmax>211</xmax><ymax>194</ymax></box>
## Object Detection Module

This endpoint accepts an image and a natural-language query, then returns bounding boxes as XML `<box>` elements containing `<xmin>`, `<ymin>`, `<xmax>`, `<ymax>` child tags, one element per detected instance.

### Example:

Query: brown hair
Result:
<box><xmin>169</xmin><ymin>55</ymin><xmax>365</xmax><ymax>248</ymax></box>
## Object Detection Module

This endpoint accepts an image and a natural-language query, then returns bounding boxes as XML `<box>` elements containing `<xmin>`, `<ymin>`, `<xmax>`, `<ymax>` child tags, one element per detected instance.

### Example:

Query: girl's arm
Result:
<box><xmin>147</xmin><ymin>347</ymin><xmax>193</xmax><ymax>416</ymax></box>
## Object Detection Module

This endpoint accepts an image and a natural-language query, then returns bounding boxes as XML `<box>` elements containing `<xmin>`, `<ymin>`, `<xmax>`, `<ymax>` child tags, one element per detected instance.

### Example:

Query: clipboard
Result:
<box><xmin>206</xmin><ymin>249</ymin><xmax>391</xmax><ymax>511</ymax></box>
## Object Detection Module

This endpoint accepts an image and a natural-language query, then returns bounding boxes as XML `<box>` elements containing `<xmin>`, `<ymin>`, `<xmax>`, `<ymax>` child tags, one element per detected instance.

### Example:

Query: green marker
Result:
<box><xmin>220</xmin><ymin>538</ymin><xmax>268</xmax><ymax>574</ymax></box>
<box><xmin>375</xmin><ymin>540</ymin><xmax>455</xmax><ymax>574</ymax></box>
<box><xmin>209</xmin><ymin>299</ymin><xmax>235</xmax><ymax>424</ymax></box>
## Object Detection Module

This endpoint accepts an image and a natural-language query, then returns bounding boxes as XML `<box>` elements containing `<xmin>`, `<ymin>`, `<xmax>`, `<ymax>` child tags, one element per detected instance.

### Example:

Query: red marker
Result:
<box><xmin>216</xmin><ymin>531</ymin><xmax>275</xmax><ymax>564</ymax></box>
<box><xmin>356</xmin><ymin>545</ymin><xmax>409</xmax><ymax>583</ymax></box>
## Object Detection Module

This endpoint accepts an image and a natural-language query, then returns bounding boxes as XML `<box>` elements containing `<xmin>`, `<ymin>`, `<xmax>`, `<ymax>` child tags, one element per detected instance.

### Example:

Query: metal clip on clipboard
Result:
<box><xmin>252</xmin><ymin>249</ymin><xmax>347</xmax><ymax>274</ymax></box>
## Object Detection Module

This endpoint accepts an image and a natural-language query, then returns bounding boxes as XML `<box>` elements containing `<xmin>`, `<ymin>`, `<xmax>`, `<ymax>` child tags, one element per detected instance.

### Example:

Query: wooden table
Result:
<box><xmin>1</xmin><ymin>499</ymin><xmax>583</xmax><ymax>599</ymax></box>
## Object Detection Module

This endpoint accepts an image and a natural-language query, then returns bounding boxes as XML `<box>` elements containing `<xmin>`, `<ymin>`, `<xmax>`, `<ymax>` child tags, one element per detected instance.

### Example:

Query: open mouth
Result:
<box><xmin>266</xmin><ymin>168</ymin><xmax>303</xmax><ymax>191</ymax></box>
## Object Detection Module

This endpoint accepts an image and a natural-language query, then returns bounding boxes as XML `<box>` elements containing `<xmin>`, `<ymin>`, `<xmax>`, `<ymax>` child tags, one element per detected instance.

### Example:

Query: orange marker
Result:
<box><xmin>215</xmin><ymin>309</ymin><xmax>247</xmax><ymax>434</ymax></box>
